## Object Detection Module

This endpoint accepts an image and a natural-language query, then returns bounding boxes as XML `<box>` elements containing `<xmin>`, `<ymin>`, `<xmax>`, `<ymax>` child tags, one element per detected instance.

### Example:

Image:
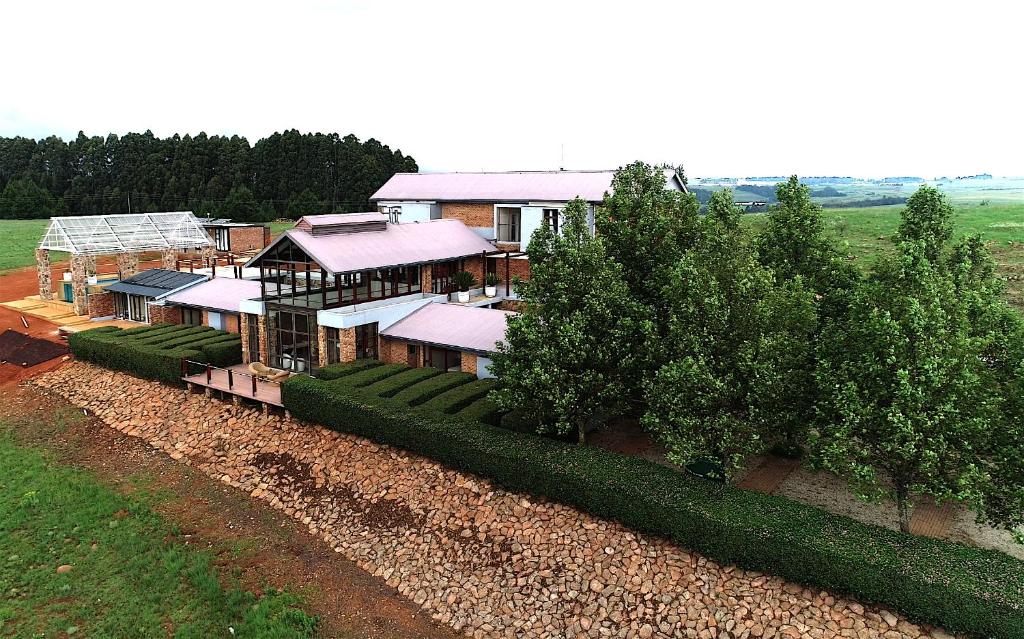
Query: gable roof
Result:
<box><xmin>380</xmin><ymin>303</ymin><xmax>515</xmax><ymax>354</ymax></box>
<box><xmin>161</xmin><ymin>277</ymin><xmax>262</xmax><ymax>313</ymax></box>
<box><xmin>244</xmin><ymin>218</ymin><xmax>496</xmax><ymax>275</ymax></box>
<box><xmin>371</xmin><ymin>169</ymin><xmax>687</xmax><ymax>204</ymax></box>
<box><xmin>39</xmin><ymin>212</ymin><xmax>214</xmax><ymax>255</ymax></box>
<box><xmin>105</xmin><ymin>268</ymin><xmax>207</xmax><ymax>298</ymax></box>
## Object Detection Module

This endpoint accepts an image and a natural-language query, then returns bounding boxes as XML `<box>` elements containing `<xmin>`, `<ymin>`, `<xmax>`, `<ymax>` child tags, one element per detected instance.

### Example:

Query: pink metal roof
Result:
<box><xmin>295</xmin><ymin>212</ymin><xmax>387</xmax><ymax>231</ymax></box>
<box><xmin>380</xmin><ymin>303</ymin><xmax>515</xmax><ymax>354</ymax></box>
<box><xmin>163</xmin><ymin>277</ymin><xmax>262</xmax><ymax>313</ymax></box>
<box><xmin>371</xmin><ymin>170</ymin><xmax>619</xmax><ymax>203</ymax></box>
<box><xmin>251</xmin><ymin>219</ymin><xmax>496</xmax><ymax>274</ymax></box>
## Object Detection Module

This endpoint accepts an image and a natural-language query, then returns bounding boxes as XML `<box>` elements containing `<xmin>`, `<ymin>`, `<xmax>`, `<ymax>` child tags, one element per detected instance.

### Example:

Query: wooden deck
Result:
<box><xmin>183</xmin><ymin>363</ymin><xmax>284</xmax><ymax>407</ymax></box>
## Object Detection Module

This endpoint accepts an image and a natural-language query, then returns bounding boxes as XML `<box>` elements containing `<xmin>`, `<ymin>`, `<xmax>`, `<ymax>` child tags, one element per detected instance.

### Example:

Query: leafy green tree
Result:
<box><xmin>812</xmin><ymin>241</ymin><xmax>994</xmax><ymax>532</ymax></box>
<box><xmin>641</xmin><ymin>190</ymin><xmax>816</xmax><ymax>479</ymax></box>
<box><xmin>0</xmin><ymin>177</ymin><xmax>56</xmax><ymax>219</ymax></box>
<box><xmin>219</xmin><ymin>185</ymin><xmax>259</xmax><ymax>222</ymax></box>
<box><xmin>896</xmin><ymin>185</ymin><xmax>954</xmax><ymax>263</ymax></box>
<box><xmin>490</xmin><ymin>198</ymin><xmax>649</xmax><ymax>443</ymax></box>
<box><xmin>286</xmin><ymin>189</ymin><xmax>326</xmax><ymax>219</ymax></box>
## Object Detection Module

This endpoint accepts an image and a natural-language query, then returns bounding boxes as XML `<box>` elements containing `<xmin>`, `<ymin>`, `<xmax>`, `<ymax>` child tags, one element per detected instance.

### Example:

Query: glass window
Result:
<box><xmin>182</xmin><ymin>307</ymin><xmax>203</xmax><ymax>326</ymax></box>
<box><xmin>214</xmin><ymin>227</ymin><xmax>229</xmax><ymax>251</ymax></box>
<box><xmin>355</xmin><ymin>322</ymin><xmax>378</xmax><ymax>360</ymax></box>
<box><xmin>246</xmin><ymin>314</ymin><xmax>260</xmax><ymax>360</ymax></box>
<box><xmin>426</xmin><ymin>346</ymin><xmax>462</xmax><ymax>372</ymax></box>
<box><xmin>271</xmin><ymin>309</ymin><xmax>316</xmax><ymax>372</ymax></box>
<box><xmin>543</xmin><ymin>208</ymin><xmax>560</xmax><ymax>234</ymax></box>
<box><xmin>325</xmin><ymin>327</ymin><xmax>341</xmax><ymax>364</ymax></box>
<box><xmin>497</xmin><ymin>207</ymin><xmax>521</xmax><ymax>242</ymax></box>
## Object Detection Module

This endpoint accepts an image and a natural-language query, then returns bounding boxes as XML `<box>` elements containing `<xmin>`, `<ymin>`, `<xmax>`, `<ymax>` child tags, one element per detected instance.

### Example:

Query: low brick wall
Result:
<box><xmin>148</xmin><ymin>304</ymin><xmax>182</xmax><ymax>325</ymax></box>
<box><xmin>228</xmin><ymin>226</ymin><xmax>267</xmax><ymax>253</ymax></box>
<box><xmin>441</xmin><ymin>203</ymin><xmax>492</xmax><ymax>227</ymax></box>
<box><xmin>87</xmin><ymin>291</ymin><xmax>115</xmax><ymax>318</ymax></box>
<box><xmin>29</xmin><ymin>362</ymin><xmax>948</xmax><ymax>639</ymax></box>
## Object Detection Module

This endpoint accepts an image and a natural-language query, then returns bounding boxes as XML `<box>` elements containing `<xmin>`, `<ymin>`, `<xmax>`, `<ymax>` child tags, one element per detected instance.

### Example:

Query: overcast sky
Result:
<box><xmin>2</xmin><ymin>1</ymin><xmax>1021</xmax><ymax>178</ymax></box>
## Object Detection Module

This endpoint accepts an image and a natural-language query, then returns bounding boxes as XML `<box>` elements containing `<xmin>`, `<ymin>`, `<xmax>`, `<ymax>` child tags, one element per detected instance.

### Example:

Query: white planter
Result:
<box><xmin>88</xmin><ymin>275</ymin><xmax>98</xmax><ymax>285</ymax></box>
<box><xmin>484</xmin><ymin>285</ymin><xmax>497</xmax><ymax>297</ymax></box>
<box><xmin>457</xmin><ymin>290</ymin><xmax>470</xmax><ymax>303</ymax></box>
<box><xmin>63</xmin><ymin>271</ymin><xmax>72</xmax><ymax>281</ymax></box>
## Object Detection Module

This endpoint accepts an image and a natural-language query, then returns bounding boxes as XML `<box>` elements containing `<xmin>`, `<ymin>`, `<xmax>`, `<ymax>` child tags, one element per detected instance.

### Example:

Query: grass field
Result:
<box><xmin>744</xmin><ymin>202</ymin><xmax>1024</xmax><ymax>308</ymax></box>
<box><xmin>0</xmin><ymin>419</ymin><xmax>317</xmax><ymax>637</ymax></box>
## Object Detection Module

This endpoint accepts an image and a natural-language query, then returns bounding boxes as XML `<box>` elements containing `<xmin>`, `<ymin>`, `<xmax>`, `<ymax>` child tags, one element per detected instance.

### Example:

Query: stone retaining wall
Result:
<box><xmin>30</xmin><ymin>362</ymin><xmax>953</xmax><ymax>639</ymax></box>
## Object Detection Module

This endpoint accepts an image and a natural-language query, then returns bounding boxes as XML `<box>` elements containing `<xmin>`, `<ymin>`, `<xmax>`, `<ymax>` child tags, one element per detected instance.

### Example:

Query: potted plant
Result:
<box><xmin>484</xmin><ymin>272</ymin><xmax>500</xmax><ymax>297</ymax></box>
<box><xmin>453</xmin><ymin>271</ymin><xmax>476</xmax><ymax>303</ymax></box>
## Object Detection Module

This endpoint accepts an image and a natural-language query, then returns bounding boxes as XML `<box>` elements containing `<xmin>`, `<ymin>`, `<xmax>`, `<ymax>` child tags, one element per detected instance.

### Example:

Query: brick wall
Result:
<box><xmin>228</xmin><ymin>226</ymin><xmax>268</xmax><ymax>253</ymax></box>
<box><xmin>149</xmin><ymin>304</ymin><xmax>182</xmax><ymax>325</ymax></box>
<box><xmin>499</xmin><ymin>300</ymin><xmax>525</xmax><ymax>313</ymax></box>
<box><xmin>224</xmin><ymin>313</ymin><xmax>240</xmax><ymax>334</ymax></box>
<box><xmin>339</xmin><ymin>327</ymin><xmax>356</xmax><ymax>362</ymax></box>
<box><xmin>461</xmin><ymin>256</ymin><xmax>487</xmax><ymax>284</ymax></box>
<box><xmin>379</xmin><ymin>336</ymin><xmax>413</xmax><ymax>366</ymax></box>
<box><xmin>441</xmin><ymin>203</ymin><xmax>493</xmax><ymax>227</ymax></box>
<box><xmin>87</xmin><ymin>291</ymin><xmax>115</xmax><ymax>318</ymax></box>
<box><xmin>492</xmin><ymin>257</ymin><xmax>532</xmax><ymax>286</ymax></box>
<box><xmin>461</xmin><ymin>352</ymin><xmax>478</xmax><ymax>376</ymax></box>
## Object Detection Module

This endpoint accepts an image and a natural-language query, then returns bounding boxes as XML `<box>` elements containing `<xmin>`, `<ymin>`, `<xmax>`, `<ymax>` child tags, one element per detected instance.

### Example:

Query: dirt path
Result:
<box><xmin>0</xmin><ymin>379</ymin><xmax>459</xmax><ymax>639</ymax></box>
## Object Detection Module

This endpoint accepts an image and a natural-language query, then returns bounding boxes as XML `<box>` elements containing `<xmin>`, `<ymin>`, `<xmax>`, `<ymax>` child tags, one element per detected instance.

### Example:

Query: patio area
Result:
<box><xmin>182</xmin><ymin>363</ymin><xmax>284</xmax><ymax>407</ymax></box>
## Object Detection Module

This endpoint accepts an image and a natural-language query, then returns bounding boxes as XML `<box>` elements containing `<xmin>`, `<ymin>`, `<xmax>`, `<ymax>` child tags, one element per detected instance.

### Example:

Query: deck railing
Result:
<box><xmin>179</xmin><ymin>359</ymin><xmax>283</xmax><ymax>398</ymax></box>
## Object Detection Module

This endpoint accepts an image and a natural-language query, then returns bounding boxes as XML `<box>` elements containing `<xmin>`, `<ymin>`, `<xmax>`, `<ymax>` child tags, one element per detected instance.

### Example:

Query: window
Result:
<box><xmin>271</xmin><ymin>309</ymin><xmax>316</xmax><ymax>372</ymax></box>
<box><xmin>543</xmin><ymin>208</ymin><xmax>560</xmax><ymax>234</ymax></box>
<box><xmin>354</xmin><ymin>322</ymin><xmax>378</xmax><ymax>360</ymax></box>
<box><xmin>182</xmin><ymin>307</ymin><xmax>203</xmax><ymax>326</ymax></box>
<box><xmin>246</xmin><ymin>314</ymin><xmax>260</xmax><ymax>360</ymax></box>
<box><xmin>325</xmin><ymin>327</ymin><xmax>341</xmax><ymax>364</ymax></box>
<box><xmin>426</xmin><ymin>346</ymin><xmax>461</xmax><ymax>372</ymax></box>
<box><xmin>406</xmin><ymin>343</ymin><xmax>419</xmax><ymax>367</ymax></box>
<box><xmin>128</xmin><ymin>294</ymin><xmax>150</xmax><ymax>323</ymax></box>
<box><xmin>497</xmin><ymin>207</ymin><xmax>521</xmax><ymax>242</ymax></box>
<box><xmin>214</xmin><ymin>227</ymin><xmax>229</xmax><ymax>251</ymax></box>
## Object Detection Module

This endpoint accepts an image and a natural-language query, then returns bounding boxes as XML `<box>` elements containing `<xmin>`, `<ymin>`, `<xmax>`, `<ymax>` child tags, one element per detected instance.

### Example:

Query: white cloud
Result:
<box><xmin>2</xmin><ymin>0</ymin><xmax>1021</xmax><ymax>177</ymax></box>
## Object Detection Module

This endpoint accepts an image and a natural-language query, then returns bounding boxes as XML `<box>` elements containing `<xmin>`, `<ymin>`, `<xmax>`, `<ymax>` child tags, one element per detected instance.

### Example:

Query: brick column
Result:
<box><xmin>161</xmin><ymin>248</ymin><xmax>177</xmax><ymax>271</ymax></box>
<box><xmin>35</xmin><ymin>248</ymin><xmax>52</xmax><ymax>301</ymax></box>
<box><xmin>116</xmin><ymin>252</ymin><xmax>139</xmax><ymax>279</ymax></box>
<box><xmin>420</xmin><ymin>264</ymin><xmax>432</xmax><ymax>294</ymax></box>
<box><xmin>462</xmin><ymin>352</ymin><xmax>478</xmax><ymax>376</ymax></box>
<box><xmin>239</xmin><ymin>312</ymin><xmax>251</xmax><ymax>364</ymax></box>
<box><xmin>339</xmin><ymin>327</ymin><xmax>356</xmax><ymax>362</ymax></box>
<box><xmin>201</xmin><ymin>245</ymin><xmax>215</xmax><ymax>267</ymax></box>
<box><xmin>257</xmin><ymin>314</ymin><xmax>269</xmax><ymax>364</ymax></box>
<box><xmin>70</xmin><ymin>253</ymin><xmax>88</xmax><ymax>315</ymax></box>
<box><xmin>317</xmin><ymin>325</ymin><xmax>329</xmax><ymax>368</ymax></box>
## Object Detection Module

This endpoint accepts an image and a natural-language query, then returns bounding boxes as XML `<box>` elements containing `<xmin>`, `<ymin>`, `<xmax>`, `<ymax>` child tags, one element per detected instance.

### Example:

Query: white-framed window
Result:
<box><xmin>543</xmin><ymin>208</ymin><xmax>560</xmax><ymax>234</ymax></box>
<box><xmin>214</xmin><ymin>227</ymin><xmax>229</xmax><ymax>251</ymax></box>
<box><xmin>497</xmin><ymin>207</ymin><xmax>521</xmax><ymax>242</ymax></box>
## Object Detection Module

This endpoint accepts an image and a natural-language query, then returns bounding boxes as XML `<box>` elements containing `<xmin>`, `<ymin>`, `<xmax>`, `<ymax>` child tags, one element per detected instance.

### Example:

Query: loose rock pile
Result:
<box><xmin>31</xmin><ymin>363</ymin><xmax>956</xmax><ymax>639</ymax></box>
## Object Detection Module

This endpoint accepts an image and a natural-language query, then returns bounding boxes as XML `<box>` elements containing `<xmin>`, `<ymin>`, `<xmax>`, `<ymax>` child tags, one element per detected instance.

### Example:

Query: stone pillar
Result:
<box><xmin>161</xmin><ymin>248</ymin><xmax>177</xmax><ymax>271</ymax></box>
<box><xmin>116</xmin><ymin>252</ymin><xmax>139</xmax><ymax>279</ymax></box>
<box><xmin>201</xmin><ymin>244</ymin><xmax>215</xmax><ymax>268</ymax></box>
<box><xmin>35</xmin><ymin>248</ymin><xmax>52</xmax><ymax>301</ymax></box>
<box><xmin>84</xmin><ymin>255</ymin><xmax>97</xmax><ymax>279</ymax></box>
<box><xmin>257</xmin><ymin>314</ymin><xmax>269</xmax><ymax>364</ymax></box>
<box><xmin>239</xmin><ymin>312</ymin><xmax>252</xmax><ymax>364</ymax></box>
<box><xmin>339</xmin><ymin>327</ymin><xmax>356</xmax><ymax>362</ymax></box>
<box><xmin>420</xmin><ymin>264</ymin><xmax>433</xmax><ymax>294</ymax></box>
<box><xmin>317</xmin><ymin>325</ymin><xmax>329</xmax><ymax>368</ymax></box>
<box><xmin>70</xmin><ymin>253</ymin><xmax>88</xmax><ymax>315</ymax></box>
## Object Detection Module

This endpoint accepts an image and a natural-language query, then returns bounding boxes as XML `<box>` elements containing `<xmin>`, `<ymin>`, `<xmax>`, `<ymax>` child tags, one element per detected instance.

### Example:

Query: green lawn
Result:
<box><xmin>745</xmin><ymin>202</ymin><xmax>1024</xmax><ymax>308</ymax></box>
<box><xmin>0</xmin><ymin>219</ymin><xmax>63</xmax><ymax>272</ymax></box>
<box><xmin>0</xmin><ymin>430</ymin><xmax>318</xmax><ymax>638</ymax></box>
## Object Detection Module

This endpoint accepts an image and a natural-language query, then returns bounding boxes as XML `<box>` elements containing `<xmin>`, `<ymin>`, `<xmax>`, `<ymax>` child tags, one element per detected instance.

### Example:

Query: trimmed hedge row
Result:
<box><xmin>281</xmin><ymin>374</ymin><xmax>1024</xmax><ymax>639</ymax></box>
<box><xmin>392</xmin><ymin>371</ymin><xmax>476</xmax><ymax>406</ymax></box>
<box><xmin>364</xmin><ymin>367</ymin><xmax>442</xmax><ymax>398</ymax></box>
<box><xmin>418</xmin><ymin>379</ymin><xmax>498</xmax><ymax>415</ymax></box>
<box><xmin>455</xmin><ymin>396</ymin><xmax>503</xmax><ymax>426</ymax></box>
<box><xmin>332</xmin><ymin>363</ymin><xmax>409</xmax><ymax>388</ymax></box>
<box><xmin>316</xmin><ymin>360</ymin><xmax>382</xmax><ymax>380</ymax></box>
<box><xmin>68</xmin><ymin>324</ymin><xmax>242</xmax><ymax>384</ymax></box>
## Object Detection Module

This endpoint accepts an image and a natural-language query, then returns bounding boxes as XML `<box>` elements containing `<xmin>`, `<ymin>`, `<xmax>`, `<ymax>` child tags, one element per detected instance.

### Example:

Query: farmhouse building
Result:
<box><xmin>198</xmin><ymin>218</ymin><xmax>270</xmax><ymax>254</ymax></box>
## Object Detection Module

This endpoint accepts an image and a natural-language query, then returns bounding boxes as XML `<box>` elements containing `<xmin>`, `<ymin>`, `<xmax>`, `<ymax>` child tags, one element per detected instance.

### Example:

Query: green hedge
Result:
<box><xmin>418</xmin><ymin>379</ymin><xmax>498</xmax><ymax>415</ymax></box>
<box><xmin>456</xmin><ymin>396</ymin><xmax>503</xmax><ymax>426</ymax></box>
<box><xmin>391</xmin><ymin>371</ymin><xmax>476</xmax><ymax>406</ymax></box>
<box><xmin>69</xmin><ymin>325</ymin><xmax>242</xmax><ymax>385</ymax></box>
<box><xmin>281</xmin><ymin>374</ymin><xmax>1024</xmax><ymax>639</ymax></box>
<box><xmin>316</xmin><ymin>360</ymin><xmax>382</xmax><ymax>380</ymax></box>
<box><xmin>365</xmin><ymin>367</ymin><xmax>443</xmax><ymax>398</ymax></box>
<box><xmin>331</xmin><ymin>363</ymin><xmax>408</xmax><ymax>388</ymax></box>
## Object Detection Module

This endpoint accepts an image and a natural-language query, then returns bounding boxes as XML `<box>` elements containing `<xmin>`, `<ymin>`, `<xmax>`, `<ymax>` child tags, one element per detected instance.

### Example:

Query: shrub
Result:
<box><xmin>332</xmin><ymin>363</ymin><xmax>407</xmax><ymax>388</ymax></box>
<box><xmin>418</xmin><ymin>379</ymin><xmax>498</xmax><ymax>415</ymax></box>
<box><xmin>456</xmin><ymin>396</ymin><xmax>503</xmax><ymax>426</ymax></box>
<box><xmin>281</xmin><ymin>374</ymin><xmax>1024</xmax><ymax>639</ymax></box>
<box><xmin>391</xmin><ymin>371</ymin><xmax>475</xmax><ymax>406</ymax></box>
<box><xmin>316</xmin><ymin>360</ymin><xmax>382</xmax><ymax>380</ymax></box>
<box><xmin>118</xmin><ymin>324</ymin><xmax>167</xmax><ymax>337</ymax></box>
<box><xmin>365</xmin><ymin>367</ymin><xmax>442</xmax><ymax>398</ymax></box>
<box><xmin>68</xmin><ymin>326</ymin><xmax>242</xmax><ymax>385</ymax></box>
